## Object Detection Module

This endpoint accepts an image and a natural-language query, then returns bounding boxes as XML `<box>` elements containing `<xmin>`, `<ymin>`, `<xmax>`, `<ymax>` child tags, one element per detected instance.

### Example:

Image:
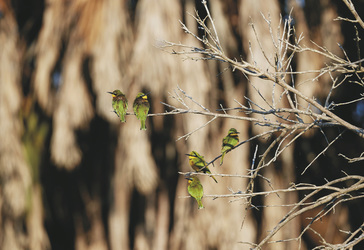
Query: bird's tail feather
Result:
<box><xmin>220</xmin><ymin>152</ymin><xmax>225</xmax><ymax>166</ymax></box>
<box><xmin>140</xmin><ymin>119</ymin><xmax>147</xmax><ymax>130</ymax></box>
<box><xmin>197</xmin><ymin>200</ymin><xmax>204</xmax><ymax>209</ymax></box>
<box><xmin>211</xmin><ymin>175</ymin><xmax>218</xmax><ymax>183</ymax></box>
<box><xmin>120</xmin><ymin>114</ymin><xmax>126</xmax><ymax>123</ymax></box>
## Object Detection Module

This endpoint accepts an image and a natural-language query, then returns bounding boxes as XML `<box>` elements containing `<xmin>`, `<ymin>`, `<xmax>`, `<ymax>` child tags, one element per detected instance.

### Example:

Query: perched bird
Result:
<box><xmin>186</xmin><ymin>176</ymin><xmax>204</xmax><ymax>209</ymax></box>
<box><xmin>187</xmin><ymin>151</ymin><xmax>218</xmax><ymax>183</ymax></box>
<box><xmin>220</xmin><ymin>128</ymin><xmax>239</xmax><ymax>165</ymax></box>
<box><xmin>107</xmin><ymin>90</ymin><xmax>128</xmax><ymax>122</ymax></box>
<box><xmin>133</xmin><ymin>92</ymin><xmax>150</xmax><ymax>130</ymax></box>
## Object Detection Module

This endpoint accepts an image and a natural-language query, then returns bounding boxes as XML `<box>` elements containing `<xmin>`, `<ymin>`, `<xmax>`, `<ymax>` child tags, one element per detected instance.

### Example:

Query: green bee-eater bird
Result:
<box><xmin>187</xmin><ymin>176</ymin><xmax>204</xmax><ymax>209</ymax></box>
<box><xmin>220</xmin><ymin>128</ymin><xmax>239</xmax><ymax>165</ymax></box>
<box><xmin>107</xmin><ymin>90</ymin><xmax>128</xmax><ymax>122</ymax></box>
<box><xmin>133</xmin><ymin>92</ymin><xmax>150</xmax><ymax>130</ymax></box>
<box><xmin>187</xmin><ymin>151</ymin><xmax>218</xmax><ymax>183</ymax></box>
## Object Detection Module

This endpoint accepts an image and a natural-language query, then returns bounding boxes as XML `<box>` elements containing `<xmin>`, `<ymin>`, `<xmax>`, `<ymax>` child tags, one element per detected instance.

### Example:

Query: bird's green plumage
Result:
<box><xmin>108</xmin><ymin>90</ymin><xmax>128</xmax><ymax>122</ymax></box>
<box><xmin>133</xmin><ymin>92</ymin><xmax>150</xmax><ymax>130</ymax></box>
<box><xmin>187</xmin><ymin>176</ymin><xmax>204</xmax><ymax>209</ymax></box>
<box><xmin>220</xmin><ymin>128</ymin><xmax>239</xmax><ymax>165</ymax></box>
<box><xmin>188</xmin><ymin>151</ymin><xmax>217</xmax><ymax>183</ymax></box>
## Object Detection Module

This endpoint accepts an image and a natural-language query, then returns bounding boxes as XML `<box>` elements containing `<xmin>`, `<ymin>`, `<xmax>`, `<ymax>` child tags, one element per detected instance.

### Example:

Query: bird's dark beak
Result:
<box><xmin>184</xmin><ymin>173</ymin><xmax>192</xmax><ymax>180</ymax></box>
<box><xmin>144</xmin><ymin>91</ymin><xmax>151</xmax><ymax>96</ymax></box>
<box><xmin>107</xmin><ymin>91</ymin><xmax>113</xmax><ymax>94</ymax></box>
<box><xmin>185</xmin><ymin>154</ymin><xmax>191</xmax><ymax>156</ymax></box>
